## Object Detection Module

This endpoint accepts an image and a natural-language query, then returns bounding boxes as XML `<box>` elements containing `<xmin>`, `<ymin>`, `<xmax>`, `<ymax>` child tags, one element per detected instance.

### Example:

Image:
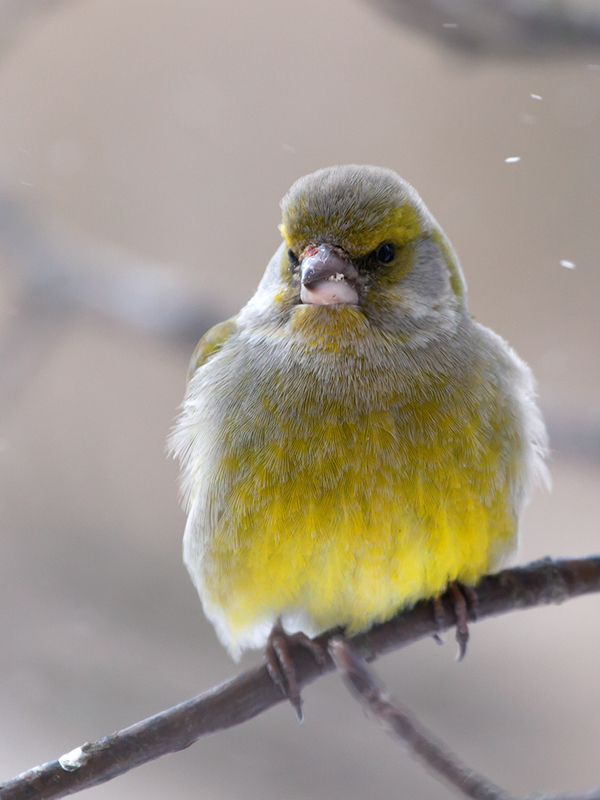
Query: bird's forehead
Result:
<box><xmin>279</xmin><ymin>167</ymin><xmax>426</xmax><ymax>256</ymax></box>
<box><xmin>280</xmin><ymin>203</ymin><xmax>421</xmax><ymax>258</ymax></box>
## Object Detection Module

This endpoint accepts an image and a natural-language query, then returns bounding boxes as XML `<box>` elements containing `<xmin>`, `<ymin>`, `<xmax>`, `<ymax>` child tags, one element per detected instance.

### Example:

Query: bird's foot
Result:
<box><xmin>264</xmin><ymin>618</ymin><xmax>326</xmax><ymax>722</ymax></box>
<box><xmin>433</xmin><ymin>582</ymin><xmax>479</xmax><ymax>661</ymax></box>
<box><xmin>432</xmin><ymin>595</ymin><xmax>446</xmax><ymax>646</ymax></box>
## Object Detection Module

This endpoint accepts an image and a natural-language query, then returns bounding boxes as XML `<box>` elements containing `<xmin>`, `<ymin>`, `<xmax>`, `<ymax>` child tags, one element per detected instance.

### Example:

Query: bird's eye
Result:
<box><xmin>376</xmin><ymin>243</ymin><xmax>396</xmax><ymax>264</ymax></box>
<box><xmin>288</xmin><ymin>248</ymin><xmax>300</xmax><ymax>267</ymax></box>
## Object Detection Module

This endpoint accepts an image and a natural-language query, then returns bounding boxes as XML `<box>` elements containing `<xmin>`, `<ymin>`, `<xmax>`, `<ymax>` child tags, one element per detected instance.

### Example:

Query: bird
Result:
<box><xmin>170</xmin><ymin>165</ymin><xmax>548</xmax><ymax>719</ymax></box>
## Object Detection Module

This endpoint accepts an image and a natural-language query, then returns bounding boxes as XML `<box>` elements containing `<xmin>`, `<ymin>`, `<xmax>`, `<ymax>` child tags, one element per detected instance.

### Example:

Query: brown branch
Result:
<box><xmin>331</xmin><ymin>638</ymin><xmax>600</xmax><ymax>800</ymax></box>
<box><xmin>1</xmin><ymin>556</ymin><xmax>600</xmax><ymax>800</ymax></box>
<box><xmin>330</xmin><ymin>637</ymin><xmax>514</xmax><ymax>800</ymax></box>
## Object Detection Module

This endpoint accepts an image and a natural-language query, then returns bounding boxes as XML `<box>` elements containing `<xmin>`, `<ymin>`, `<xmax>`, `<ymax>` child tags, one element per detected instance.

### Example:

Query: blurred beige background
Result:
<box><xmin>0</xmin><ymin>1</ymin><xmax>599</xmax><ymax>798</ymax></box>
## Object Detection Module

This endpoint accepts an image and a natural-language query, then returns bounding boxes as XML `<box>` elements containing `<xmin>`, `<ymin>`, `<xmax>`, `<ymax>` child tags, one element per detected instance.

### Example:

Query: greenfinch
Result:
<box><xmin>170</xmin><ymin>165</ymin><xmax>548</xmax><ymax>716</ymax></box>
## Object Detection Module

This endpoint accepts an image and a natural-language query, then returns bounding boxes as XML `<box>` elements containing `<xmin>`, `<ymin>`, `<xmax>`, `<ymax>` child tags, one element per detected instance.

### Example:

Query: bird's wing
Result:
<box><xmin>187</xmin><ymin>317</ymin><xmax>238</xmax><ymax>381</ymax></box>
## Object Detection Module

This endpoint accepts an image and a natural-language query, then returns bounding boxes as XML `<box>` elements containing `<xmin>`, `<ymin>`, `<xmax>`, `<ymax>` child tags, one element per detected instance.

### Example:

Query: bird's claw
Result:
<box><xmin>264</xmin><ymin>619</ymin><xmax>325</xmax><ymax>722</ymax></box>
<box><xmin>432</xmin><ymin>596</ymin><xmax>446</xmax><ymax>645</ymax></box>
<box><xmin>433</xmin><ymin>582</ymin><xmax>479</xmax><ymax>661</ymax></box>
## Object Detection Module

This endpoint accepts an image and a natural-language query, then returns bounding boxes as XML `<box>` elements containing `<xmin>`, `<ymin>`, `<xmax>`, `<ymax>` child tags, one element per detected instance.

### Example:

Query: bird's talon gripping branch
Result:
<box><xmin>432</xmin><ymin>596</ymin><xmax>446</xmax><ymax>645</ymax></box>
<box><xmin>463</xmin><ymin>584</ymin><xmax>480</xmax><ymax>621</ymax></box>
<box><xmin>432</xmin><ymin>584</ymin><xmax>480</xmax><ymax>658</ymax></box>
<box><xmin>264</xmin><ymin>619</ymin><xmax>325</xmax><ymax>721</ymax></box>
<box><xmin>448</xmin><ymin>582</ymin><xmax>478</xmax><ymax>661</ymax></box>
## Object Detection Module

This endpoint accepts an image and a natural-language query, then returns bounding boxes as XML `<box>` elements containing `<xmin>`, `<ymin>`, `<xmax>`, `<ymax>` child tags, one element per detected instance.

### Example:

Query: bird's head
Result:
<box><xmin>244</xmin><ymin>165</ymin><xmax>468</xmax><ymax>337</ymax></box>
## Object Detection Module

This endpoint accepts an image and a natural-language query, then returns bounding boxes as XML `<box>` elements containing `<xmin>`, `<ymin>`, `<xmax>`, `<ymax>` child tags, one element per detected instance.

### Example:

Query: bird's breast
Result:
<box><xmin>181</xmin><ymin>319</ymin><xmax>520</xmax><ymax>651</ymax></box>
<box><xmin>189</xmin><ymin>317</ymin><xmax>515</xmax><ymax>528</ymax></box>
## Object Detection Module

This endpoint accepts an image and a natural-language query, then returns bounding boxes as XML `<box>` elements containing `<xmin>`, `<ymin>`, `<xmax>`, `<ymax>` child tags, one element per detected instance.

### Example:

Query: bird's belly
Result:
<box><xmin>186</xmin><ymin>399</ymin><xmax>517</xmax><ymax>655</ymax></box>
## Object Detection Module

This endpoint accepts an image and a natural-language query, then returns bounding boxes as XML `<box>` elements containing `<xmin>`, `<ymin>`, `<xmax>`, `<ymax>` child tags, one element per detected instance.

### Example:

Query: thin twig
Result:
<box><xmin>330</xmin><ymin>637</ymin><xmax>600</xmax><ymax>800</ymax></box>
<box><xmin>330</xmin><ymin>637</ymin><xmax>514</xmax><ymax>800</ymax></box>
<box><xmin>0</xmin><ymin>556</ymin><xmax>599</xmax><ymax>800</ymax></box>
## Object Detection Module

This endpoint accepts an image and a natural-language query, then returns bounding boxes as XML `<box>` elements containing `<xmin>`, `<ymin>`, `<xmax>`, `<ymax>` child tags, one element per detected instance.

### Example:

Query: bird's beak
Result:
<box><xmin>300</xmin><ymin>244</ymin><xmax>360</xmax><ymax>306</ymax></box>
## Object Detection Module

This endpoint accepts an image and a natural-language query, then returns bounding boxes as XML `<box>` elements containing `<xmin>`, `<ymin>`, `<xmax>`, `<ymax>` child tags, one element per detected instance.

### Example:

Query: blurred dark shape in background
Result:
<box><xmin>371</xmin><ymin>0</ymin><xmax>600</xmax><ymax>58</ymax></box>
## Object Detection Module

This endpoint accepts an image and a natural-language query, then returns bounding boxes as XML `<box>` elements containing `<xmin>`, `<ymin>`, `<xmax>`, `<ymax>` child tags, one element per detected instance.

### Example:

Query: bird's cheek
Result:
<box><xmin>273</xmin><ymin>282</ymin><xmax>300</xmax><ymax>307</ymax></box>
